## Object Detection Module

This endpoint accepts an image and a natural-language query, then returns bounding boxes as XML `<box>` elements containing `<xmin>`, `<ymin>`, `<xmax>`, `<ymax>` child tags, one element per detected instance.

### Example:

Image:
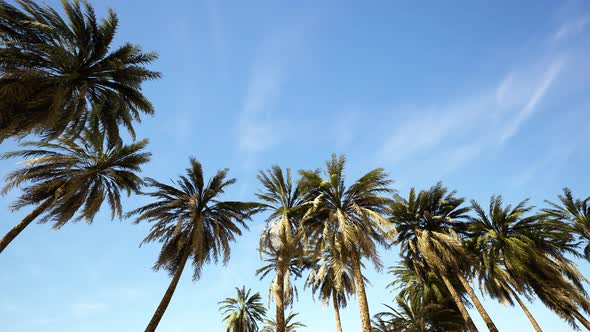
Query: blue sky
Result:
<box><xmin>1</xmin><ymin>0</ymin><xmax>590</xmax><ymax>331</ymax></box>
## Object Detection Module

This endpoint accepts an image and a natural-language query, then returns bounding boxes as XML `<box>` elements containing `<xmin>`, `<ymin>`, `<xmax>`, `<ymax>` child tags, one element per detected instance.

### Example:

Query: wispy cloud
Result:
<box><xmin>511</xmin><ymin>144</ymin><xmax>577</xmax><ymax>187</ymax></box>
<box><xmin>237</xmin><ymin>27</ymin><xmax>305</xmax><ymax>154</ymax></box>
<box><xmin>499</xmin><ymin>56</ymin><xmax>565</xmax><ymax>142</ymax></box>
<box><xmin>552</xmin><ymin>15</ymin><xmax>590</xmax><ymax>42</ymax></box>
<box><xmin>376</xmin><ymin>19</ymin><xmax>583</xmax><ymax>173</ymax></box>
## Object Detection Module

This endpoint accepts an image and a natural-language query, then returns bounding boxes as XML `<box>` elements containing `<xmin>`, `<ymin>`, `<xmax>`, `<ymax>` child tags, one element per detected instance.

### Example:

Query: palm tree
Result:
<box><xmin>300</xmin><ymin>154</ymin><xmax>394</xmax><ymax>332</ymax></box>
<box><xmin>0</xmin><ymin>132</ymin><xmax>150</xmax><ymax>253</ymax></box>
<box><xmin>256</xmin><ymin>166</ymin><xmax>310</xmax><ymax>332</ymax></box>
<box><xmin>0</xmin><ymin>0</ymin><xmax>160</xmax><ymax>143</ymax></box>
<box><xmin>218</xmin><ymin>286</ymin><xmax>267</xmax><ymax>332</ymax></box>
<box><xmin>466</xmin><ymin>196</ymin><xmax>549</xmax><ymax>331</ymax></box>
<box><xmin>305</xmin><ymin>246</ymin><xmax>357</xmax><ymax>332</ymax></box>
<box><xmin>468</xmin><ymin>195</ymin><xmax>590</xmax><ymax>330</ymax></box>
<box><xmin>261</xmin><ymin>312</ymin><xmax>306</xmax><ymax>332</ymax></box>
<box><xmin>373</xmin><ymin>296</ymin><xmax>465</xmax><ymax>332</ymax></box>
<box><xmin>127</xmin><ymin>159</ymin><xmax>261</xmax><ymax>332</ymax></box>
<box><xmin>542</xmin><ymin>188</ymin><xmax>590</xmax><ymax>261</ymax></box>
<box><xmin>390</xmin><ymin>183</ymin><xmax>498</xmax><ymax>332</ymax></box>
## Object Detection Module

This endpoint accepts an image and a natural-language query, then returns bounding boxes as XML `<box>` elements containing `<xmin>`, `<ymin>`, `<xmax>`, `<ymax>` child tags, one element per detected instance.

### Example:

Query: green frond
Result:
<box><xmin>2</xmin><ymin>133</ymin><xmax>150</xmax><ymax>227</ymax></box>
<box><xmin>0</xmin><ymin>0</ymin><xmax>160</xmax><ymax>143</ymax></box>
<box><xmin>129</xmin><ymin>158</ymin><xmax>261</xmax><ymax>280</ymax></box>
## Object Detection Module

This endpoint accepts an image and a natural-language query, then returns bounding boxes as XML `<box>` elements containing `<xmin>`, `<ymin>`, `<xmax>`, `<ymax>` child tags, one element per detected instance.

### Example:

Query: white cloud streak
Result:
<box><xmin>238</xmin><ymin>28</ymin><xmax>304</xmax><ymax>154</ymax></box>
<box><xmin>377</xmin><ymin>53</ymin><xmax>569</xmax><ymax>172</ymax></box>
<box><xmin>552</xmin><ymin>15</ymin><xmax>590</xmax><ymax>42</ymax></box>
<box><xmin>500</xmin><ymin>57</ymin><xmax>565</xmax><ymax>142</ymax></box>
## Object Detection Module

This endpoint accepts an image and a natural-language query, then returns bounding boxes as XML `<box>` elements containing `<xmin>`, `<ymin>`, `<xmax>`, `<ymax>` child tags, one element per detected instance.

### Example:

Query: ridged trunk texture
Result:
<box><xmin>0</xmin><ymin>200</ymin><xmax>52</xmax><ymax>253</ymax></box>
<box><xmin>144</xmin><ymin>248</ymin><xmax>190</xmax><ymax>332</ymax></box>
<box><xmin>332</xmin><ymin>292</ymin><xmax>343</xmax><ymax>332</ymax></box>
<box><xmin>506</xmin><ymin>286</ymin><xmax>543</xmax><ymax>332</ymax></box>
<box><xmin>457</xmin><ymin>274</ymin><xmax>498</xmax><ymax>332</ymax></box>
<box><xmin>275</xmin><ymin>253</ymin><xmax>287</xmax><ymax>332</ymax></box>
<box><xmin>439</xmin><ymin>273</ymin><xmax>479</xmax><ymax>332</ymax></box>
<box><xmin>351</xmin><ymin>256</ymin><xmax>371</xmax><ymax>332</ymax></box>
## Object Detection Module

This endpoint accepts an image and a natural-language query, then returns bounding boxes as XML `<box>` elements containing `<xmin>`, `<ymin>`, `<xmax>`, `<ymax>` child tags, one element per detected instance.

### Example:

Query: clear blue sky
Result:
<box><xmin>1</xmin><ymin>0</ymin><xmax>590</xmax><ymax>331</ymax></box>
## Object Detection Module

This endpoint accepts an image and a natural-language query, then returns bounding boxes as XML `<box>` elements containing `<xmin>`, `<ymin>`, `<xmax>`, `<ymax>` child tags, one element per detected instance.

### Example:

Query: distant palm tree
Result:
<box><xmin>261</xmin><ymin>312</ymin><xmax>306</xmax><ymax>332</ymax></box>
<box><xmin>542</xmin><ymin>188</ymin><xmax>590</xmax><ymax>261</ymax></box>
<box><xmin>390</xmin><ymin>183</ymin><xmax>498</xmax><ymax>332</ymax></box>
<box><xmin>373</xmin><ymin>296</ymin><xmax>465</xmax><ymax>332</ymax></box>
<box><xmin>219</xmin><ymin>286</ymin><xmax>267</xmax><ymax>332</ymax></box>
<box><xmin>306</xmin><ymin>246</ymin><xmax>357</xmax><ymax>332</ymax></box>
<box><xmin>388</xmin><ymin>258</ymin><xmax>467</xmax><ymax>332</ymax></box>
<box><xmin>127</xmin><ymin>159</ymin><xmax>261</xmax><ymax>332</ymax></box>
<box><xmin>0</xmin><ymin>132</ymin><xmax>150</xmax><ymax>253</ymax></box>
<box><xmin>256</xmin><ymin>166</ymin><xmax>311</xmax><ymax>332</ymax></box>
<box><xmin>0</xmin><ymin>0</ymin><xmax>160</xmax><ymax>143</ymax></box>
<box><xmin>300</xmin><ymin>154</ymin><xmax>394</xmax><ymax>332</ymax></box>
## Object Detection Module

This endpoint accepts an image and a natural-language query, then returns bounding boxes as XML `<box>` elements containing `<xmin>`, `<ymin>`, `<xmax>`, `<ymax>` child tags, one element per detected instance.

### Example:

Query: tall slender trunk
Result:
<box><xmin>350</xmin><ymin>254</ymin><xmax>371</xmax><ymax>332</ymax></box>
<box><xmin>332</xmin><ymin>291</ymin><xmax>343</xmax><ymax>332</ymax></box>
<box><xmin>572</xmin><ymin>310</ymin><xmax>590</xmax><ymax>331</ymax></box>
<box><xmin>145</xmin><ymin>248</ymin><xmax>191</xmax><ymax>332</ymax></box>
<box><xmin>439</xmin><ymin>273</ymin><xmax>479</xmax><ymax>332</ymax></box>
<box><xmin>0</xmin><ymin>200</ymin><xmax>52</xmax><ymax>254</ymax></box>
<box><xmin>457</xmin><ymin>274</ymin><xmax>498</xmax><ymax>332</ymax></box>
<box><xmin>506</xmin><ymin>286</ymin><xmax>543</xmax><ymax>332</ymax></box>
<box><xmin>275</xmin><ymin>252</ymin><xmax>287</xmax><ymax>332</ymax></box>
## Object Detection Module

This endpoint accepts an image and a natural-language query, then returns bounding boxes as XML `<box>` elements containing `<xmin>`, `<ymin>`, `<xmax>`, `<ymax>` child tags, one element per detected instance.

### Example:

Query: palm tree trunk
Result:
<box><xmin>457</xmin><ymin>274</ymin><xmax>498</xmax><ymax>332</ymax></box>
<box><xmin>350</xmin><ymin>254</ymin><xmax>371</xmax><ymax>332</ymax></box>
<box><xmin>0</xmin><ymin>200</ymin><xmax>52</xmax><ymax>254</ymax></box>
<box><xmin>572</xmin><ymin>310</ymin><xmax>590</xmax><ymax>331</ymax></box>
<box><xmin>506</xmin><ymin>286</ymin><xmax>543</xmax><ymax>332</ymax></box>
<box><xmin>275</xmin><ymin>253</ymin><xmax>287</xmax><ymax>332</ymax></box>
<box><xmin>439</xmin><ymin>273</ymin><xmax>479</xmax><ymax>332</ymax></box>
<box><xmin>332</xmin><ymin>292</ymin><xmax>343</xmax><ymax>332</ymax></box>
<box><xmin>145</xmin><ymin>248</ymin><xmax>191</xmax><ymax>332</ymax></box>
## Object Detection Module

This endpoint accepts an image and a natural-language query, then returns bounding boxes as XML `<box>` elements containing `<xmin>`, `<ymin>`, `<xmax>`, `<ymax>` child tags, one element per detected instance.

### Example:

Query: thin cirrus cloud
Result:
<box><xmin>552</xmin><ymin>15</ymin><xmax>590</xmax><ymax>42</ymax></box>
<box><xmin>237</xmin><ymin>27</ymin><xmax>305</xmax><ymax>155</ymax></box>
<box><xmin>376</xmin><ymin>23</ymin><xmax>582</xmax><ymax>173</ymax></box>
<box><xmin>498</xmin><ymin>56</ymin><xmax>565</xmax><ymax>143</ymax></box>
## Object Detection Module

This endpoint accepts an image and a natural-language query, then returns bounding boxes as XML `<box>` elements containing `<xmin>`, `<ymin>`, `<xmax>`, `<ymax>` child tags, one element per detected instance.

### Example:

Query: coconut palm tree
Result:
<box><xmin>373</xmin><ymin>296</ymin><xmax>465</xmax><ymax>332</ymax></box>
<box><xmin>390</xmin><ymin>183</ymin><xmax>498</xmax><ymax>332</ymax></box>
<box><xmin>466</xmin><ymin>196</ymin><xmax>545</xmax><ymax>331</ymax></box>
<box><xmin>256</xmin><ymin>166</ymin><xmax>311</xmax><ymax>332</ymax></box>
<box><xmin>542</xmin><ymin>188</ymin><xmax>590</xmax><ymax>261</ymax></box>
<box><xmin>468</xmin><ymin>195</ymin><xmax>590</xmax><ymax>330</ymax></box>
<box><xmin>300</xmin><ymin>154</ymin><xmax>394</xmax><ymax>332</ymax></box>
<box><xmin>261</xmin><ymin>312</ymin><xmax>306</xmax><ymax>332</ymax></box>
<box><xmin>0</xmin><ymin>0</ymin><xmax>160</xmax><ymax>143</ymax></box>
<box><xmin>0</xmin><ymin>131</ymin><xmax>150</xmax><ymax>253</ymax></box>
<box><xmin>127</xmin><ymin>159</ymin><xmax>261</xmax><ymax>332</ymax></box>
<box><xmin>219</xmin><ymin>286</ymin><xmax>267</xmax><ymax>332</ymax></box>
<box><xmin>306</xmin><ymin>246</ymin><xmax>358</xmax><ymax>332</ymax></box>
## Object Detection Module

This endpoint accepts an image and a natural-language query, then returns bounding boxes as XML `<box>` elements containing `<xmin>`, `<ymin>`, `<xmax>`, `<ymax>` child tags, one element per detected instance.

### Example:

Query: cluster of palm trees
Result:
<box><xmin>214</xmin><ymin>162</ymin><xmax>590</xmax><ymax>332</ymax></box>
<box><xmin>1</xmin><ymin>1</ymin><xmax>590</xmax><ymax>332</ymax></box>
